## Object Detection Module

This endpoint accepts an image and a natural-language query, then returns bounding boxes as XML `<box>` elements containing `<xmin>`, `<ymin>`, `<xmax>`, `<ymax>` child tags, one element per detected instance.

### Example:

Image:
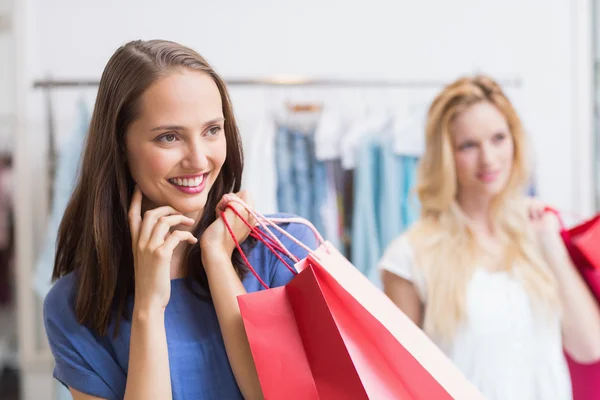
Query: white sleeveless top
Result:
<box><xmin>378</xmin><ymin>235</ymin><xmax>572</xmax><ymax>400</ymax></box>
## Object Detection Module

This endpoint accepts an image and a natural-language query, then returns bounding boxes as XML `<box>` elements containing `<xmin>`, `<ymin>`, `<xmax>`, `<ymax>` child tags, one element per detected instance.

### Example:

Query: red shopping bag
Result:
<box><xmin>546</xmin><ymin>208</ymin><xmax>600</xmax><ymax>297</ymax></box>
<box><xmin>238</xmin><ymin>255</ymin><xmax>454</xmax><ymax>400</ymax></box>
<box><xmin>221</xmin><ymin>197</ymin><xmax>485</xmax><ymax>399</ymax></box>
<box><xmin>546</xmin><ymin>208</ymin><xmax>600</xmax><ymax>400</ymax></box>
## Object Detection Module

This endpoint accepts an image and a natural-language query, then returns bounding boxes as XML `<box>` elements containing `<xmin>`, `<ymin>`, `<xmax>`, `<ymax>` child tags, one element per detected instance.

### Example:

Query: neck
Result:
<box><xmin>456</xmin><ymin>191</ymin><xmax>495</xmax><ymax>236</ymax></box>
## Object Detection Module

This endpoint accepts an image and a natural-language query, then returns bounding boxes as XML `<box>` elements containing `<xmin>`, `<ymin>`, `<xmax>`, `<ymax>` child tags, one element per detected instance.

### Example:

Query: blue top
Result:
<box><xmin>43</xmin><ymin>214</ymin><xmax>319</xmax><ymax>400</ymax></box>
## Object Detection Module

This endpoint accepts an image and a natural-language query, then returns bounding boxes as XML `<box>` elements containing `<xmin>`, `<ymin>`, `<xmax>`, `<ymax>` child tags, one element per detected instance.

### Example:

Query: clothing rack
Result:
<box><xmin>32</xmin><ymin>74</ymin><xmax>523</xmax><ymax>217</ymax></box>
<box><xmin>32</xmin><ymin>76</ymin><xmax>523</xmax><ymax>89</ymax></box>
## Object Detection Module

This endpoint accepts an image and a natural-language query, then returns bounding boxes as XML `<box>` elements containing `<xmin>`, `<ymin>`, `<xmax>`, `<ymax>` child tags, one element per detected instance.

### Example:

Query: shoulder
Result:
<box><xmin>261</xmin><ymin>212</ymin><xmax>321</xmax><ymax>251</ymax></box>
<box><xmin>378</xmin><ymin>233</ymin><xmax>415</xmax><ymax>273</ymax></box>
<box><xmin>379</xmin><ymin>231</ymin><xmax>429</xmax><ymax>301</ymax></box>
<box><xmin>42</xmin><ymin>271</ymin><xmax>121</xmax><ymax>398</ymax></box>
<box><xmin>43</xmin><ymin>271</ymin><xmax>79</xmax><ymax>325</ymax></box>
<box><xmin>248</xmin><ymin>213</ymin><xmax>321</xmax><ymax>289</ymax></box>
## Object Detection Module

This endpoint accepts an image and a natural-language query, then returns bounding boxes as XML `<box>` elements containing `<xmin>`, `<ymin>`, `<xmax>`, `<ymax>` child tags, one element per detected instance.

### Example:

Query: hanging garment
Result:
<box><xmin>291</xmin><ymin>131</ymin><xmax>311</xmax><ymax>219</ymax></box>
<box><xmin>0</xmin><ymin>160</ymin><xmax>12</xmax><ymax>305</ymax></box>
<box><xmin>239</xmin><ymin>113</ymin><xmax>278</xmax><ymax>214</ymax></box>
<box><xmin>313</xmin><ymin>106</ymin><xmax>346</xmax><ymax>253</ymax></box>
<box><xmin>393</xmin><ymin>108</ymin><xmax>427</xmax><ymax>158</ymax></box>
<box><xmin>314</xmin><ymin>105</ymin><xmax>346</xmax><ymax>161</ymax></box>
<box><xmin>45</xmin><ymin>88</ymin><xmax>57</xmax><ymax>210</ymax></box>
<box><xmin>378</xmin><ymin>142</ymin><xmax>405</xmax><ymax>250</ymax></box>
<box><xmin>351</xmin><ymin>135</ymin><xmax>383</xmax><ymax>277</ymax></box>
<box><xmin>34</xmin><ymin>100</ymin><xmax>90</xmax><ymax>299</ymax></box>
<box><xmin>274</xmin><ymin>126</ymin><xmax>296</xmax><ymax>215</ymax></box>
<box><xmin>401</xmin><ymin>156</ymin><xmax>420</xmax><ymax>228</ymax></box>
<box><xmin>352</xmin><ymin>129</ymin><xmax>421</xmax><ymax>286</ymax></box>
<box><xmin>308</xmin><ymin>134</ymin><xmax>327</xmax><ymax>239</ymax></box>
<box><xmin>320</xmin><ymin>160</ymin><xmax>343</xmax><ymax>252</ymax></box>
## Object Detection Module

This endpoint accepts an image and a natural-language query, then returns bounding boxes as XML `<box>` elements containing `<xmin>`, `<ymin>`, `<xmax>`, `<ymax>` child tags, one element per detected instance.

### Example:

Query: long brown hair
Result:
<box><xmin>52</xmin><ymin>40</ymin><xmax>246</xmax><ymax>336</ymax></box>
<box><xmin>406</xmin><ymin>75</ymin><xmax>558</xmax><ymax>342</ymax></box>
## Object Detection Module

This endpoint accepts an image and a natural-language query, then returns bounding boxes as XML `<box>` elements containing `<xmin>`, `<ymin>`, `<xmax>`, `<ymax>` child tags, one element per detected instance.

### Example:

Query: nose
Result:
<box><xmin>479</xmin><ymin>142</ymin><xmax>495</xmax><ymax>168</ymax></box>
<box><xmin>181</xmin><ymin>139</ymin><xmax>209</xmax><ymax>171</ymax></box>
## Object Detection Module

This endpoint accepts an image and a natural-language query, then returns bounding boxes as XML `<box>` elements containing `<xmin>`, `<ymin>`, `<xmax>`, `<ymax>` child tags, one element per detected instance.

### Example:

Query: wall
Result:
<box><xmin>0</xmin><ymin>0</ymin><xmax>14</xmax><ymax>153</ymax></box>
<box><xmin>23</xmin><ymin>0</ymin><xmax>586</xmax><ymax>211</ymax></box>
<box><xmin>13</xmin><ymin>0</ymin><xmax>591</xmax><ymax>398</ymax></box>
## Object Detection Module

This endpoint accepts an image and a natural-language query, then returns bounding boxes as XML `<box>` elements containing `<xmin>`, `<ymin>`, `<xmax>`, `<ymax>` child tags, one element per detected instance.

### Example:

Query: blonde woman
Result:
<box><xmin>379</xmin><ymin>75</ymin><xmax>600</xmax><ymax>400</ymax></box>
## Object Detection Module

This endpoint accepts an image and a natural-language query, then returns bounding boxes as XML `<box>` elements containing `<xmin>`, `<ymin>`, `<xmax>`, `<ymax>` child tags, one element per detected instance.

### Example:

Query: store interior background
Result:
<box><xmin>0</xmin><ymin>0</ymin><xmax>597</xmax><ymax>399</ymax></box>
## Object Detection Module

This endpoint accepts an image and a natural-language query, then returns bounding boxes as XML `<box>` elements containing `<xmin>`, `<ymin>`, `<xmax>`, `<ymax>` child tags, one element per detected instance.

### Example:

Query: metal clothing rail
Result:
<box><xmin>33</xmin><ymin>76</ymin><xmax>523</xmax><ymax>89</ymax></box>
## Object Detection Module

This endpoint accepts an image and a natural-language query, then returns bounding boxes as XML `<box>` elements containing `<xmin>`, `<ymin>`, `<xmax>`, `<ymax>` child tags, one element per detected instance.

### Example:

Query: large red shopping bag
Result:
<box><xmin>222</xmin><ymin>198</ymin><xmax>485</xmax><ymax>399</ymax></box>
<box><xmin>239</xmin><ymin>253</ymin><xmax>457</xmax><ymax>399</ymax></box>
<box><xmin>546</xmin><ymin>208</ymin><xmax>600</xmax><ymax>400</ymax></box>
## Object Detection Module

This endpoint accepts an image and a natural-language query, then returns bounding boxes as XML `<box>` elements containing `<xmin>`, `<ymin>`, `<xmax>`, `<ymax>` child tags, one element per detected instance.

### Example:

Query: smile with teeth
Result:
<box><xmin>168</xmin><ymin>174</ymin><xmax>205</xmax><ymax>187</ymax></box>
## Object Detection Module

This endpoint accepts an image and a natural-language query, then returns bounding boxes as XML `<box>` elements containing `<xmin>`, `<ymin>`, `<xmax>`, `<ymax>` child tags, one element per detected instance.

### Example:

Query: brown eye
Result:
<box><xmin>493</xmin><ymin>133</ymin><xmax>506</xmax><ymax>142</ymax></box>
<box><xmin>158</xmin><ymin>133</ymin><xmax>178</xmax><ymax>143</ymax></box>
<box><xmin>459</xmin><ymin>141</ymin><xmax>475</xmax><ymax>151</ymax></box>
<box><xmin>206</xmin><ymin>126</ymin><xmax>222</xmax><ymax>137</ymax></box>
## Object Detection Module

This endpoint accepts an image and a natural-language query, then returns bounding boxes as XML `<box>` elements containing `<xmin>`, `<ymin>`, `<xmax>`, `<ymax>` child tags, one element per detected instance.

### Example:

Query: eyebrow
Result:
<box><xmin>150</xmin><ymin>117</ymin><xmax>225</xmax><ymax>132</ymax></box>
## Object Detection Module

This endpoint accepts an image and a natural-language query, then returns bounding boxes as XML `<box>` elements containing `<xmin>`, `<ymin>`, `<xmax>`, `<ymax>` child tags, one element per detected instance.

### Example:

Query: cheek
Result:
<box><xmin>212</xmin><ymin>137</ymin><xmax>228</xmax><ymax>168</ymax></box>
<box><xmin>503</xmin><ymin>140</ymin><xmax>515</xmax><ymax>163</ymax></box>
<box><xmin>127</xmin><ymin>147</ymin><xmax>176</xmax><ymax>183</ymax></box>
<box><xmin>454</xmin><ymin>152</ymin><xmax>476</xmax><ymax>180</ymax></box>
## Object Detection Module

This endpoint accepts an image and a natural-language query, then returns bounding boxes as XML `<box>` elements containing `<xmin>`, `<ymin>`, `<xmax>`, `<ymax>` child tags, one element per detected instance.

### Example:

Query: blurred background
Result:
<box><xmin>0</xmin><ymin>0</ymin><xmax>598</xmax><ymax>399</ymax></box>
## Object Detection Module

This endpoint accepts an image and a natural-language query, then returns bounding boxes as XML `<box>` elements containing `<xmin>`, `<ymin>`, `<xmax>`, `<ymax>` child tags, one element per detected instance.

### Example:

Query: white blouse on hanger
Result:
<box><xmin>378</xmin><ymin>235</ymin><xmax>573</xmax><ymax>400</ymax></box>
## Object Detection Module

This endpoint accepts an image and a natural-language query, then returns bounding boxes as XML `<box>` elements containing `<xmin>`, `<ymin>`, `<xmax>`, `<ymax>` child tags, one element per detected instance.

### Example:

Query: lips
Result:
<box><xmin>167</xmin><ymin>173</ymin><xmax>209</xmax><ymax>194</ymax></box>
<box><xmin>168</xmin><ymin>174</ymin><xmax>206</xmax><ymax>188</ymax></box>
<box><xmin>477</xmin><ymin>170</ymin><xmax>500</xmax><ymax>183</ymax></box>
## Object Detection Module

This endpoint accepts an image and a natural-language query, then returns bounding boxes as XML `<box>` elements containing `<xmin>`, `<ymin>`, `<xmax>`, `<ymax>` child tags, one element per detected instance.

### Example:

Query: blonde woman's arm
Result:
<box><xmin>382</xmin><ymin>270</ymin><xmax>424</xmax><ymax>326</ymax></box>
<box><xmin>379</xmin><ymin>235</ymin><xmax>424</xmax><ymax>327</ymax></box>
<box><xmin>531</xmin><ymin>202</ymin><xmax>600</xmax><ymax>363</ymax></box>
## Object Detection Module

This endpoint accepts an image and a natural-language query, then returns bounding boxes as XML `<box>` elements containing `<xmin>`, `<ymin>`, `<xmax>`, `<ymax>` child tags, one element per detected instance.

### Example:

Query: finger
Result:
<box><xmin>138</xmin><ymin>205</ymin><xmax>183</xmax><ymax>248</ymax></box>
<box><xmin>535</xmin><ymin>203</ymin><xmax>545</xmax><ymax>219</ymax></box>
<box><xmin>147</xmin><ymin>214</ymin><xmax>196</xmax><ymax>250</ymax></box>
<box><xmin>223</xmin><ymin>201</ymin><xmax>252</xmax><ymax>228</ymax></box>
<box><xmin>157</xmin><ymin>230</ymin><xmax>198</xmax><ymax>257</ymax></box>
<box><xmin>529</xmin><ymin>205</ymin><xmax>537</xmax><ymax>220</ymax></box>
<box><xmin>128</xmin><ymin>186</ymin><xmax>143</xmax><ymax>245</ymax></box>
<box><xmin>236</xmin><ymin>190</ymin><xmax>254</xmax><ymax>208</ymax></box>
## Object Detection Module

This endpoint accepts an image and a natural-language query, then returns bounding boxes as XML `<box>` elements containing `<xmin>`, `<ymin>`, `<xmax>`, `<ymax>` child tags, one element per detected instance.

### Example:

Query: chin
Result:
<box><xmin>481</xmin><ymin>181</ymin><xmax>509</xmax><ymax>197</ymax></box>
<box><xmin>161</xmin><ymin>191</ymin><xmax>207</xmax><ymax>211</ymax></box>
<box><xmin>172</xmin><ymin>199</ymin><xmax>208</xmax><ymax>214</ymax></box>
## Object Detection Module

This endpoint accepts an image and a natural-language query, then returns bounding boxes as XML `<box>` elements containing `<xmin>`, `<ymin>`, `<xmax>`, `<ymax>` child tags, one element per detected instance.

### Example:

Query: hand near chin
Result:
<box><xmin>128</xmin><ymin>186</ymin><xmax>198</xmax><ymax>312</ymax></box>
<box><xmin>200</xmin><ymin>191</ymin><xmax>256</xmax><ymax>261</ymax></box>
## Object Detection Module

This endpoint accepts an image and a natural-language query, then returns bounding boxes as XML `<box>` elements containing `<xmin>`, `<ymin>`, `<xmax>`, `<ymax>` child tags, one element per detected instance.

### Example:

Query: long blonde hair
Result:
<box><xmin>406</xmin><ymin>75</ymin><xmax>559</xmax><ymax>342</ymax></box>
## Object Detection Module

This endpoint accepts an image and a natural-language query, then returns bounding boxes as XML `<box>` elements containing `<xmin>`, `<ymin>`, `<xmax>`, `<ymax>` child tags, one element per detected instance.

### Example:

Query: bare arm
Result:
<box><xmin>69</xmin><ymin>388</ymin><xmax>105</xmax><ymax>400</ymax></box>
<box><xmin>533</xmin><ymin>206</ymin><xmax>600</xmax><ymax>363</ymax></box>
<box><xmin>69</xmin><ymin>309</ymin><xmax>170</xmax><ymax>400</ymax></box>
<box><xmin>203</xmin><ymin>251</ymin><xmax>263</xmax><ymax>400</ymax></box>
<box><xmin>199</xmin><ymin>191</ymin><xmax>264</xmax><ymax>400</ymax></box>
<box><xmin>122</xmin><ymin>309</ymin><xmax>172</xmax><ymax>399</ymax></box>
<box><xmin>122</xmin><ymin>187</ymin><xmax>197</xmax><ymax>399</ymax></box>
<box><xmin>382</xmin><ymin>269</ymin><xmax>423</xmax><ymax>327</ymax></box>
<box><xmin>540</xmin><ymin>231</ymin><xmax>600</xmax><ymax>363</ymax></box>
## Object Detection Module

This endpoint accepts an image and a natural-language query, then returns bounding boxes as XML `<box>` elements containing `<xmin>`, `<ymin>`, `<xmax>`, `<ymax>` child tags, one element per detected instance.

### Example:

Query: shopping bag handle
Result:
<box><xmin>221</xmin><ymin>207</ymin><xmax>291</xmax><ymax>290</ymax></box>
<box><xmin>219</xmin><ymin>194</ymin><xmax>326</xmax><ymax>262</ymax></box>
<box><xmin>217</xmin><ymin>194</ymin><xmax>327</xmax><ymax>290</ymax></box>
<box><xmin>543</xmin><ymin>206</ymin><xmax>566</xmax><ymax>231</ymax></box>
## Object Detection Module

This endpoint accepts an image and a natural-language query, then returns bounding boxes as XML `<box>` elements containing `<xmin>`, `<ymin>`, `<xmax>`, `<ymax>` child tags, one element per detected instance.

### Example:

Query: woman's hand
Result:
<box><xmin>526</xmin><ymin>197</ymin><xmax>563</xmax><ymax>249</ymax></box>
<box><xmin>200</xmin><ymin>191</ymin><xmax>256</xmax><ymax>261</ymax></box>
<box><xmin>527</xmin><ymin>197</ymin><xmax>560</xmax><ymax>233</ymax></box>
<box><xmin>128</xmin><ymin>186</ymin><xmax>198</xmax><ymax>311</ymax></box>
